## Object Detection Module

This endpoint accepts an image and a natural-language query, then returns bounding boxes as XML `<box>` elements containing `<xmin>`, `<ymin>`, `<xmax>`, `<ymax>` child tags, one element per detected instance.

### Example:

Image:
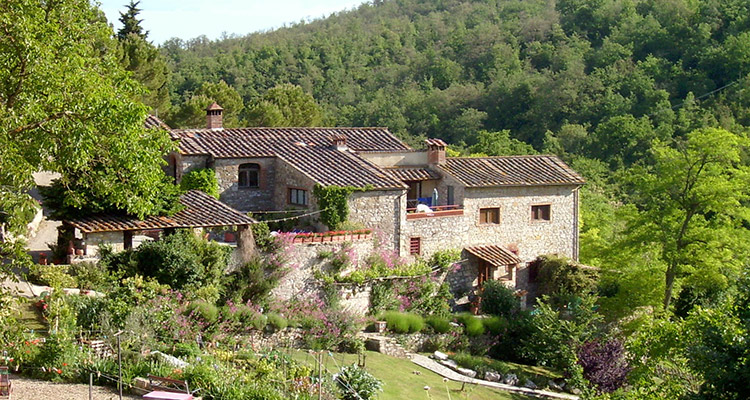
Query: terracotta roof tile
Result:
<box><xmin>440</xmin><ymin>155</ymin><xmax>584</xmax><ymax>187</ymax></box>
<box><xmin>174</xmin><ymin>127</ymin><xmax>410</xmax><ymax>153</ymax></box>
<box><xmin>385</xmin><ymin>167</ymin><xmax>441</xmax><ymax>181</ymax></box>
<box><xmin>465</xmin><ymin>245</ymin><xmax>522</xmax><ymax>267</ymax></box>
<box><xmin>65</xmin><ymin>190</ymin><xmax>255</xmax><ymax>233</ymax></box>
<box><xmin>425</xmin><ymin>138</ymin><xmax>447</xmax><ymax>147</ymax></box>
<box><xmin>174</xmin><ymin>127</ymin><xmax>408</xmax><ymax>190</ymax></box>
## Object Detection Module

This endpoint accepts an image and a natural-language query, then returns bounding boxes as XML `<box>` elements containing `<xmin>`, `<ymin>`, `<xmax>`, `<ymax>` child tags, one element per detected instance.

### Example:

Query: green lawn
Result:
<box><xmin>15</xmin><ymin>298</ymin><xmax>47</xmax><ymax>331</ymax></box>
<box><xmin>289</xmin><ymin>350</ymin><xmax>531</xmax><ymax>400</ymax></box>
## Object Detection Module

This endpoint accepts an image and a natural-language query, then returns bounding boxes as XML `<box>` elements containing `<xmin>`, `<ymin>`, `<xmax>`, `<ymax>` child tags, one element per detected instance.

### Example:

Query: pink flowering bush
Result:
<box><xmin>279</xmin><ymin>296</ymin><xmax>364</xmax><ymax>350</ymax></box>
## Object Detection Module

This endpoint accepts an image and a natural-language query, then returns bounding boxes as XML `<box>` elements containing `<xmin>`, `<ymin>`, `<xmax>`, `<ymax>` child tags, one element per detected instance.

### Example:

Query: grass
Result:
<box><xmin>15</xmin><ymin>298</ymin><xmax>47</xmax><ymax>331</ymax></box>
<box><xmin>289</xmin><ymin>350</ymin><xmax>532</xmax><ymax>400</ymax></box>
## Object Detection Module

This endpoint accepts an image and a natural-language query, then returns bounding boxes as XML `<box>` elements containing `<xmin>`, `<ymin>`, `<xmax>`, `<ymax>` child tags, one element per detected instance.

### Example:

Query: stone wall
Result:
<box><xmin>244</xmin><ymin>327</ymin><xmax>306</xmax><ymax>350</ymax></box>
<box><xmin>214</xmin><ymin>157</ymin><xmax>276</xmax><ymax>211</ymax></box>
<box><xmin>271</xmin><ymin>159</ymin><xmax>318</xmax><ymax>211</ymax></box>
<box><xmin>272</xmin><ymin>240</ymin><xmax>376</xmax><ymax>312</ymax></box>
<box><xmin>403</xmin><ymin>185</ymin><xmax>578</xmax><ymax>262</ymax></box>
<box><xmin>84</xmin><ymin>231</ymin><xmax>125</xmax><ymax>256</ymax></box>
<box><xmin>348</xmin><ymin>190</ymin><xmax>404</xmax><ymax>253</ymax></box>
<box><xmin>403</xmin><ymin>184</ymin><xmax>579</xmax><ymax>303</ymax></box>
<box><xmin>179</xmin><ymin>155</ymin><xmax>207</xmax><ymax>177</ymax></box>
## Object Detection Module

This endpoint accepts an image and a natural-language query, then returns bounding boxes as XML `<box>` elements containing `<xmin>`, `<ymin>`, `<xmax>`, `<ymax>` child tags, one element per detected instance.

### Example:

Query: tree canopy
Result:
<box><xmin>0</xmin><ymin>0</ymin><xmax>179</xmax><ymax>268</ymax></box>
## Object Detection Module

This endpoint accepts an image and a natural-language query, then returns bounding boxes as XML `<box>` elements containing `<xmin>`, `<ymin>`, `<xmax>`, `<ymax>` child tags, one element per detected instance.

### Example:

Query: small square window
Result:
<box><xmin>289</xmin><ymin>188</ymin><xmax>308</xmax><ymax>205</ymax></box>
<box><xmin>409</xmin><ymin>237</ymin><xmax>421</xmax><ymax>255</ymax></box>
<box><xmin>531</xmin><ymin>204</ymin><xmax>551</xmax><ymax>221</ymax></box>
<box><xmin>479</xmin><ymin>207</ymin><xmax>500</xmax><ymax>224</ymax></box>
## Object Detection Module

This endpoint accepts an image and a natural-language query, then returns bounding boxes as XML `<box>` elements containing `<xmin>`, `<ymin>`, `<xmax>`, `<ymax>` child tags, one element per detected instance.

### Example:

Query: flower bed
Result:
<box><xmin>290</xmin><ymin>229</ymin><xmax>373</xmax><ymax>244</ymax></box>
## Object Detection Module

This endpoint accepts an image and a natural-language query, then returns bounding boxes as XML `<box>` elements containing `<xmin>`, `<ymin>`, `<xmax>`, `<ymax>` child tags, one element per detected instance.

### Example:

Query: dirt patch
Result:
<box><xmin>7</xmin><ymin>375</ymin><xmax>141</xmax><ymax>400</ymax></box>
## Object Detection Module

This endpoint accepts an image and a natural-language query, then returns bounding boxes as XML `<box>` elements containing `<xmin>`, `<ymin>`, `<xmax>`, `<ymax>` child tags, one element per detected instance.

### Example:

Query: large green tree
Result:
<box><xmin>117</xmin><ymin>0</ymin><xmax>147</xmax><ymax>40</ymax></box>
<box><xmin>245</xmin><ymin>83</ymin><xmax>323</xmax><ymax>127</ymax></box>
<box><xmin>166</xmin><ymin>80</ymin><xmax>244</xmax><ymax>128</ymax></box>
<box><xmin>624</xmin><ymin>128</ymin><xmax>750</xmax><ymax>310</ymax></box>
<box><xmin>0</xmin><ymin>0</ymin><xmax>179</xmax><ymax>268</ymax></box>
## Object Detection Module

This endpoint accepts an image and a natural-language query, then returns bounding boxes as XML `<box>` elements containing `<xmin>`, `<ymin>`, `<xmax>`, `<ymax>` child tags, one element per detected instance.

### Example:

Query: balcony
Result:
<box><xmin>406</xmin><ymin>204</ymin><xmax>464</xmax><ymax>220</ymax></box>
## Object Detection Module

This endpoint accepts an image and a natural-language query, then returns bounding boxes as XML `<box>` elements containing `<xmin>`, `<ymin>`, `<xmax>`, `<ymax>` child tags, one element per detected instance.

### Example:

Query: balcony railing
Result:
<box><xmin>406</xmin><ymin>204</ymin><xmax>464</xmax><ymax>220</ymax></box>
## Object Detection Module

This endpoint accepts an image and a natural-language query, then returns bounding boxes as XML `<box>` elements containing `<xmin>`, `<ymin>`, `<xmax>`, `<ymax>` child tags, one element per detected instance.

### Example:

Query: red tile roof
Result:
<box><xmin>385</xmin><ymin>167</ymin><xmax>441</xmax><ymax>181</ymax></box>
<box><xmin>174</xmin><ymin>127</ymin><xmax>409</xmax><ymax>190</ymax></box>
<box><xmin>465</xmin><ymin>245</ymin><xmax>522</xmax><ymax>267</ymax></box>
<box><xmin>65</xmin><ymin>190</ymin><xmax>255</xmax><ymax>233</ymax></box>
<box><xmin>425</xmin><ymin>138</ymin><xmax>447</xmax><ymax>147</ymax></box>
<box><xmin>174</xmin><ymin>127</ymin><xmax>410</xmax><ymax>153</ymax></box>
<box><xmin>440</xmin><ymin>155</ymin><xmax>584</xmax><ymax>187</ymax></box>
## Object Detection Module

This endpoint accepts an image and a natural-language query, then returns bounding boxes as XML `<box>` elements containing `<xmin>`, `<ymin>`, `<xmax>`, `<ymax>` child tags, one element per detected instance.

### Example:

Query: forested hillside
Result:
<box><xmin>161</xmin><ymin>0</ymin><xmax>750</xmax><ymax>153</ymax></box>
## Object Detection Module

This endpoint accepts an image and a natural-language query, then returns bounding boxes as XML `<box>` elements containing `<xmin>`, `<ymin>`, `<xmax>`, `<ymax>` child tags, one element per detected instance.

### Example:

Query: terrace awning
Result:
<box><xmin>465</xmin><ymin>245</ymin><xmax>522</xmax><ymax>268</ymax></box>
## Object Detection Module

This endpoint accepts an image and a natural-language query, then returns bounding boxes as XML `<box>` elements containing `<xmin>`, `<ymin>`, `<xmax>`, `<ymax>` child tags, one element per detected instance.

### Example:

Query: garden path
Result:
<box><xmin>410</xmin><ymin>354</ymin><xmax>579</xmax><ymax>400</ymax></box>
<box><xmin>7</xmin><ymin>374</ymin><xmax>140</xmax><ymax>400</ymax></box>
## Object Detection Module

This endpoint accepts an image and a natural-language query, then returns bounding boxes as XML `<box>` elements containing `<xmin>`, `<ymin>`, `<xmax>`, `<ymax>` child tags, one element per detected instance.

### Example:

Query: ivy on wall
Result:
<box><xmin>180</xmin><ymin>168</ymin><xmax>220</xmax><ymax>198</ymax></box>
<box><xmin>313</xmin><ymin>184</ymin><xmax>371</xmax><ymax>229</ymax></box>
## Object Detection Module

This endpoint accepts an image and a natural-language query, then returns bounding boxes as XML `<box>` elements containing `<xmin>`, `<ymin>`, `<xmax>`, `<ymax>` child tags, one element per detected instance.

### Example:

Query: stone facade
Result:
<box><xmin>348</xmin><ymin>190</ymin><xmax>404</xmax><ymax>252</ymax></box>
<box><xmin>271</xmin><ymin>159</ymin><xmax>317</xmax><ymax>211</ymax></box>
<box><xmin>169</xmin><ymin>137</ymin><xmax>582</xmax><ymax>312</ymax></box>
<box><xmin>213</xmin><ymin>157</ymin><xmax>276</xmax><ymax>211</ymax></box>
<box><xmin>84</xmin><ymin>231</ymin><xmax>125</xmax><ymax>256</ymax></box>
<box><xmin>402</xmin><ymin>184</ymin><xmax>579</xmax><ymax>302</ymax></box>
<box><xmin>179</xmin><ymin>155</ymin><xmax>207</xmax><ymax>177</ymax></box>
<box><xmin>272</xmin><ymin>239</ymin><xmax>376</xmax><ymax>310</ymax></box>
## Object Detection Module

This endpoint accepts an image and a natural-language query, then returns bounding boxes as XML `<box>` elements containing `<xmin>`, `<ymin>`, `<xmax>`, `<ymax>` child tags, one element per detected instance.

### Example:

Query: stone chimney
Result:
<box><xmin>206</xmin><ymin>102</ymin><xmax>224</xmax><ymax>130</ymax></box>
<box><xmin>331</xmin><ymin>133</ymin><xmax>348</xmax><ymax>151</ymax></box>
<box><xmin>426</xmin><ymin>138</ymin><xmax>447</xmax><ymax>165</ymax></box>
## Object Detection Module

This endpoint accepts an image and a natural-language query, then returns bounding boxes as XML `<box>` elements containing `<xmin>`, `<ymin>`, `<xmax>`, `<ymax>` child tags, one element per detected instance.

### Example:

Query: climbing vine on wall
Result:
<box><xmin>313</xmin><ymin>184</ymin><xmax>371</xmax><ymax>229</ymax></box>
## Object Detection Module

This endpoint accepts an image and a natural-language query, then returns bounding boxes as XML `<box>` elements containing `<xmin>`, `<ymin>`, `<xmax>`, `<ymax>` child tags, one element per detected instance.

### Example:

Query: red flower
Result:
<box><xmin>62</xmin><ymin>363</ymin><xmax>67</xmax><ymax>366</ymax></box>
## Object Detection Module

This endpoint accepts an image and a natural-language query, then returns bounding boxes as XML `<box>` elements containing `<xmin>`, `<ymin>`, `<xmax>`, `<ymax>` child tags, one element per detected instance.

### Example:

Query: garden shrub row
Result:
<box><xmin>383</xmin><ymin>311</ymin><xmax>424</xmax><ymax>333</ymax></box>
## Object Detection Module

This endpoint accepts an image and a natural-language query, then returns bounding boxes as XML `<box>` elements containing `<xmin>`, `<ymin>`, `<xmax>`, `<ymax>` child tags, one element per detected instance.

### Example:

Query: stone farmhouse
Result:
<box><xmin>162</xmin><ymin>104</ymin><xmax>585</xmax><ymax>306</ymax></box>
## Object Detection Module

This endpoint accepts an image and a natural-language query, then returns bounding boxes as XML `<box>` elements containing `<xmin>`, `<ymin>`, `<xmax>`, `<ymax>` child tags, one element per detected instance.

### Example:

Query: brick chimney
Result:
<box><xmin>331</xmin><ymin>133</ymin><xmax>348</xmax><ymax>151</ymax></box>
<box><xmin>206</xmin><ymin>102</ymin><xmax>224</xmax><ymax>130</ymax></box>
<box><xmin>426</xmin><ymin>138</ymin><xmax>447</xmax><ymax>165</ymax></box>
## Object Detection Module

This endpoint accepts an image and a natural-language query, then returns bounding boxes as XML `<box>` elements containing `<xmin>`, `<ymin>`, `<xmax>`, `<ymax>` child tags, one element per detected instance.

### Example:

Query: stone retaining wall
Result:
<box><xmin>272</xmin><ymin>239</ymin><xmax>376</xmax><ymax>314</ymax></box>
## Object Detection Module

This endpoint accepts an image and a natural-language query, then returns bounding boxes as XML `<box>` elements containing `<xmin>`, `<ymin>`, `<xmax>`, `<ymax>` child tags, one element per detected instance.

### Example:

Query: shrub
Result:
<box><xmin>187</xmin><ymin>301</ymin><xmax>219</xmax><ymax>325</ymax></box>
<box><xmin>223</xmin><ymin>256</ymin><xmax>284</xmax><ymax>306</ymax></box>
<box><xmin>172</xmin><ymin>342</ymin><xmax>201</xmax><ymax>358</ymax></box>
<box><xmin>426</xmin><ymin>316</ymin><xmax>452</xmax><ymax>334</ymax></box>
<box><xmin>531</xmin><ymin>255</ymin><xmax>598</xmax><ymax>309</ymax></box>
<box><xmin>339</xmin><ymin>337</ymin><xmax>365</xmax><ymax>354</ymax></box>
<box><xmin>336</xmin><ymin>364</ymin><xmax>383</xmax><ymax>400</ymax></box>
<box><xmin>383</xmin><ymin>311</ymin><xmax>410</xmax><ymax>334</ymax></box>
<box><xmin>266</xmin><ymin>312</ymin><xmax>288</xmax><ymax>331</ymax></box>
<box><xmin>126</xmin><ymin>230</ymin><xmax>231</xmax><ymax>290</ymax></box>
<box><xmin>457</xmin><ymin>313</ymin><xmax>485</xmax><ymax>337</ymax></box>
<box><xmin>480</xmin><ymin>280</ymin><xmax>520</xmax><ymax>317</ymax></box>
<box><xmin>69</xmin><ymin>261</ymin><xmax>110</xmax><ymax>290</ymax></box>
<box><xmin>483</xmin><ymin>316</ymin><xmax>506</xmax><ymax>335</ymax></box>
<box><xmin>405</xmin><ymin>313</ymin><xmax>425</xmax><ymax>333</ymax></box>
<box><xmin>28</xmin><ymin>264</ymin><xmax>76</xmax><ymax>288</ymax></box>
<box><xmin>180</xmin><ymin>168</ymin><xmax>219</xmax><ymax>198</ymax></box>
<box><xmin>250</xmin><ymin>313</ymin><xmax>268</xmax><ymax>331</ymax></box>
<box><xmin>369</xmin><ymin>282</ymin><xmax>399</xmax><ymax>316</ymax></box>
<box><xmin>519</xmin><ymin>295</ymin><xmax>603</xmax><ymax>371</ymax></box>
<box><xmin>578</xmin><ymin>339</ymin><xmax>630</xmax><ymax>393</ymax></box>
<box><xmin>250</xmin><ymin>221</ymin><xmax>274</xmax><ymax>252</ymax></box>
<box><xmin>429</xmin><ymin>249</ymin><xmax>461</xmax><ymax>270</ymax></box>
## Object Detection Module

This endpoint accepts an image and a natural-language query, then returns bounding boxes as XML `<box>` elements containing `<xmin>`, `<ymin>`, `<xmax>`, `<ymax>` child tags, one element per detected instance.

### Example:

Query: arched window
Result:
<box><xmin>238</xmin><ymin>163</ymin><xmax>260</xmax><ymax>188</ymax></box>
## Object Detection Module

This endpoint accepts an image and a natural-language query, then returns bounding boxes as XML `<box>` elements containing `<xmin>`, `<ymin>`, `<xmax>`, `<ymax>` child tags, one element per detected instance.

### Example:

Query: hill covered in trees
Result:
<box><xmin>161</xmin><ymin>0</ymin><xmax>750</xmax><ymax>155</ymax></box>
